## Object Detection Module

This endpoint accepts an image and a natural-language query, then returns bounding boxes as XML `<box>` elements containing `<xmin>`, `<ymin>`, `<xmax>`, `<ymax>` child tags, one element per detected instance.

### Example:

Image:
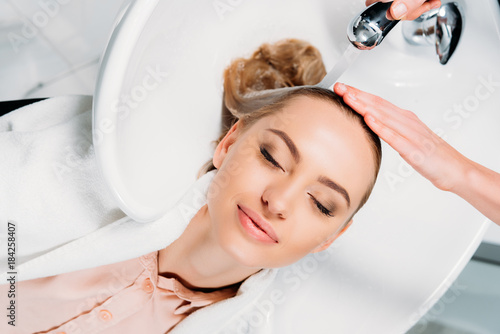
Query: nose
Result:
<box><xmin>262</xmin><ymin>178</ymin><xmax>298</xmax><ymax>219</ymax></box>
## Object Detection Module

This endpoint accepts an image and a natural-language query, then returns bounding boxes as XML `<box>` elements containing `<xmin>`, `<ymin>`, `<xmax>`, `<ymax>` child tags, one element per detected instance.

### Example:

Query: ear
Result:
<box><xmin>213</xmin><ymin>120</ymin><xmax>242</xmax><ymax>169</ymax></box>
<box><xmin>310</xmin><ymin>219</ymin><xmax>353</xmax><ymax>253</ymax></box>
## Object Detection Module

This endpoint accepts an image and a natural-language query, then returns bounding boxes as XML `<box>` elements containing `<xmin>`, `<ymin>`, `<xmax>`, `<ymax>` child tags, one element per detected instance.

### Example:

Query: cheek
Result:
<box><xmin>286</xmin><ymin>227</ymin><xmax>327</xmax><ymax>251</ymax></box>
<box><xmin>206</xmin><ymin>156</ymin><xmax>265</xmax><ymax>230</ymax></box>
<box><xmin>215</xmin><ymin>150</ymin><xmax>270</xmax><ymax>197</ymax></box>
<box><xmin>289</xmin><ymin>215</ymin><xmax>343</xmax><ymax>246</ymax></box>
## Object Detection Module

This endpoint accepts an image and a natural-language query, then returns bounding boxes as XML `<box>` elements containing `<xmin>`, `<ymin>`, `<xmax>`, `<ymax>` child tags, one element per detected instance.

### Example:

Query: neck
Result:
<box><xmin>158</xmin><ymin>204</ymin><xmax>261</xmax><ymax>290</ymax></box>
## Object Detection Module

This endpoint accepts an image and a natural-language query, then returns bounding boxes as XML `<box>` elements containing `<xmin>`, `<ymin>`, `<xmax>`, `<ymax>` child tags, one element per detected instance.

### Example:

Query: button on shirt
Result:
<box><xmin>0</xmin><ymin>251</ymin><xmax>239</xmax><ymax>333</ymax></box>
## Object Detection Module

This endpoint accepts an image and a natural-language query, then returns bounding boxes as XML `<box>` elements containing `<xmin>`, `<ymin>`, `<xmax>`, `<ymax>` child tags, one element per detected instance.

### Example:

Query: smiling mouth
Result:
<box><xmin>237</xmin><ymin>205</ymin><xmax>279</xmax><ymax>244</ymax></box>
<box><xmin>250</xmin><ymin>218</ymin><xmax>267</xmax><ymax>233</ymax></box>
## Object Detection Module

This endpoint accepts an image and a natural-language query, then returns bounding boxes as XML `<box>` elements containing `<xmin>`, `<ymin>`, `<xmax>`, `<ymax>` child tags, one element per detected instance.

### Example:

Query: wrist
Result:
<box><xmin>448</xmin><ymin>156</ymin><xmax>477</xmax><ymax>196</ymax></box>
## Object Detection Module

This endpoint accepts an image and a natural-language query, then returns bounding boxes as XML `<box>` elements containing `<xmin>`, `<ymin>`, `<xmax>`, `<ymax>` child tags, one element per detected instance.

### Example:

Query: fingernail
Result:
<box><xmin>347</xmin><ymin>92</ymin><xmax>357</xmax><ymax>101</ymax></box>
<box><xmin>337</xmin><ymin>83</ymin><xmax>347</xmax><ymax>93</ymax></box>
<box><xmin>367</xmin><ymin>115</ymin><xmax>376</xmax><ymax>123</ymax></box>
<box><xmin>392</xmin><ymin>3</ymin><xmax>407</xmax><ymax>19</ymax></box>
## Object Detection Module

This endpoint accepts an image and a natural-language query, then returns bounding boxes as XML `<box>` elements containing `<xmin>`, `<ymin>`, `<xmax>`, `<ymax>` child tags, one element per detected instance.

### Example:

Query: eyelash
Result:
<box><xmin>260</xmin><ymin>145</ymin><xmax>282</xmax><ymax>170</ymax></box>
<box><xmin>259</xmin><ymin>145</ymin><xmax>334</xmax><ymax>218</ymax></box>
<box><xmin>312</xmin><ymin>197</ymin><xmax>334</xmax><ymax>217</ymax></box>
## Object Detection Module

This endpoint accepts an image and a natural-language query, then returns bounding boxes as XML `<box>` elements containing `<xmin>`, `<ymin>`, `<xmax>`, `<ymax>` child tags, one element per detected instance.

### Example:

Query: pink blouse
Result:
<box><xmin>0</xmin><ymin>251</ymin><xmax>239</xmax><ymax>333</ymax></box>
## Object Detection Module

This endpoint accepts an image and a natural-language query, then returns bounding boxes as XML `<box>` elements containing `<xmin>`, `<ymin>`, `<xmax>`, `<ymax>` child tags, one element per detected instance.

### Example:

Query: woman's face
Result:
<box><xmin>208</xmin><ymin>96</ymin><xmax>376</xmax><ymax>269</ymax></box>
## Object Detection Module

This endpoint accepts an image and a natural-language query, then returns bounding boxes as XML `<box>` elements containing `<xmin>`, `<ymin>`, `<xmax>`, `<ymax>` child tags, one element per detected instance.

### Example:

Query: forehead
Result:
<box><xmin>245</xmin><ymin>95</ymin><xmax>376</xmax><ymax>207</ymax></box>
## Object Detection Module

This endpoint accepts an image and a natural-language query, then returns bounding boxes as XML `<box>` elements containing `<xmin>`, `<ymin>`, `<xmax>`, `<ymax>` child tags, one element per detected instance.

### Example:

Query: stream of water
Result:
<box><xmin>316</xmin><ymin>44</ymin><xmax>361</xmax><ymax>89</ymax></box>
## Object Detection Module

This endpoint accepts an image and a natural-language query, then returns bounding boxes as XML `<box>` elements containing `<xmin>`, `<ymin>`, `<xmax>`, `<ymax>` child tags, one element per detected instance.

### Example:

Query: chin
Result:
<box><xmin>212</xmin><ymin>202</ymin><xmax>277</xmax><ymax>268</ymax></box>
<box><xmin>218</xmin><ymin>232</ymin><xmax>267</xmax><ymax>269</ymax></box>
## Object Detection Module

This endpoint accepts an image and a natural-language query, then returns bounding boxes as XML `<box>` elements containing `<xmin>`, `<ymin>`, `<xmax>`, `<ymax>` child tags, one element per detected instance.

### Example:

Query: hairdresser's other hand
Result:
<box><xmin>365</xmin><ymin>0</ymin><xmax>441</xmax><ymax>20</ymax></box>
<box><xmin>334</xmin><ymin>82</ymin><xmax>500</xmax><ymax>225</ymax></box>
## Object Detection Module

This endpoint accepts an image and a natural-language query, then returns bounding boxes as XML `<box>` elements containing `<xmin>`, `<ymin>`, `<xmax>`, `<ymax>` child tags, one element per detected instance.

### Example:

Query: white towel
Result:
<box><xmin>0</xmin><ymin>95</ymin><xmax>127</xmax><ymax>275</ymax></box>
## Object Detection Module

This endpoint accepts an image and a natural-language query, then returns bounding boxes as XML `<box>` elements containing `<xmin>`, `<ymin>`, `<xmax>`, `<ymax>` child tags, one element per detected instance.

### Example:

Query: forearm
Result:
<box><xmin>452</xmin><ymin>158</ymin><xmax>500</xmax><ymax>226</ymax></box>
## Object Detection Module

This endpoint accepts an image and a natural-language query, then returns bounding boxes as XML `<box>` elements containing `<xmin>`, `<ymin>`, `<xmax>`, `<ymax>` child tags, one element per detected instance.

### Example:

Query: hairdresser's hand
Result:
<box><xmin>366</xmin><ymin>0</ymin><xmax>441</xmax><ymax>20</ymax></box>
<box><xmin>334</xmin><ymin>82</ymin><xmax>462</xmax><ymax>191</ymax></box>
<box><xmin>334</xmin><ymin>82</ymin><xmax>500</xmax><ymax>225</ymax></box>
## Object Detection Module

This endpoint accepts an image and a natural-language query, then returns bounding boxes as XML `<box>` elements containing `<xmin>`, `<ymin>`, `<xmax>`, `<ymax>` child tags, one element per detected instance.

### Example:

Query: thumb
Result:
<box><xmin>390</xmin><ymin>0</ymin><xmax>441</xmax><ymax>21</ymax></box>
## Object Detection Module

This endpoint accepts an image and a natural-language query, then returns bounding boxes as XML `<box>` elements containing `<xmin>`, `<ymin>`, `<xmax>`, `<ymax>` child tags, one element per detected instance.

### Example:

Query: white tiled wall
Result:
<box><xmin>0</xmin><ymin>0</ymin><xmax>130</xmax><ymax>100</ymax></box>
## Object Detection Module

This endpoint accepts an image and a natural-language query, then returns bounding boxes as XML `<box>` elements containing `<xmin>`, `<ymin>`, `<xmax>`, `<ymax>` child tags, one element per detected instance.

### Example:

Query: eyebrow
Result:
<box><xmin>265</xmin><ymin>128</ymin><xmax>351</xmax><ymax>208</ymax></box>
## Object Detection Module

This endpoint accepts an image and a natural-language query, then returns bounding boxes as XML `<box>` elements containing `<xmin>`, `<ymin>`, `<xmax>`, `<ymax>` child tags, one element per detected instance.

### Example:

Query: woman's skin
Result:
<box><xmin>366</xmin><ymin>0</ymin><xmax>442</xmax><ymax>21</ymax></box>
<box><xmin>334</xmin><ymin>82</ymin><xmax>500</xmax><ymax>226</ymax></box>
<box><xmin>157</xmin><ymin>96</ymin><xmax>377</xmax><ymax>290</ymax></box>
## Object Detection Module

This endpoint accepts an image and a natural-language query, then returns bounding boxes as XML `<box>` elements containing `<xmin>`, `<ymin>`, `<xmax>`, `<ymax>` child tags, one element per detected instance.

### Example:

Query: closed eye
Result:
<box><xmin>311</xmin><ymin>196</ymin><xmax>334</xmax><ymax>217</ymax></box>
<box><xmin>261</xmin><ymin>145</ymin><xmax>334</xmax><ymax>218</ymax></box>
<box><xmin>260</xmin><ymin>145</ymin><xmax>283</xmax><ymax>171</ymax></box>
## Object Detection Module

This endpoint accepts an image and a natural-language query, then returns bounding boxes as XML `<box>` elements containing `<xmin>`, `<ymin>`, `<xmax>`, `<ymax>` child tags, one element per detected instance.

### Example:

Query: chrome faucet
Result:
<box><xmin>347</xmin><ymin>1</ymin><xmax>463</xmax><ymax>65</ymax></box>
<box><xmin>347</xmin><ymin>1</ymin><xmax>400</xmax><ymax>50</ymax></box>
<box><xmin>402</xmin><ymin>2</ymin><xmax>463</xmax><ymax>64</ymax></box>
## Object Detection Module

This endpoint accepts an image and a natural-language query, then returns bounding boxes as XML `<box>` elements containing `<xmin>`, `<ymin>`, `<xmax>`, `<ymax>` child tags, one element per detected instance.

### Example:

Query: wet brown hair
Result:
<box><xmin>198</xmin><ymin>38</ymin><xmax>381</xmax><ymax>214</ymax></box>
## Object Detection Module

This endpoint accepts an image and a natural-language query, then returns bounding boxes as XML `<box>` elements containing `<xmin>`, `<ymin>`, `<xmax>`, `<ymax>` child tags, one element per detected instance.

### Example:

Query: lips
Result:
<box><xmin>237</xmin><ymin>204</ymin><xmax>279</xmax><ymax>243</ymax></box>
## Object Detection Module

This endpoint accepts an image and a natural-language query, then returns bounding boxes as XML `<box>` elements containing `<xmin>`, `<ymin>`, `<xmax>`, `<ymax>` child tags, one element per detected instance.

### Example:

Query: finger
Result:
<box><xmin>344</xmin><ymin>90</ymin><xmax>421</xmax><ymax>139</ymax></box>
<box><xmin>336</xmin><ymin>84</ymin><xmax>410</xmax><ymax>123</ymax></box>
<box><xmin>335</xmin><ymin>83</ymin><xmax>390</xmax><ymax>118</ymax></box>
<box><xmin>365</xmin><ymin>110</ymin><xmax>442</xmax><ymax>171</ymax></box>
<box><xmin>365</xmin><ymin>0</ymin><xmax>441</xmax><ymax>21</ymax></box>
<box><xmin>404</xmin><ymin>0</ymin><xmax>441</xmax><ymax>20</ymax></box>
<box><xmin>343</xmin><ymin>87</ymin><xmax>445</xmax><ymax>169</ymax></box>
<box><xmin>365</xmin><ymin>0</ymin><xmax>396</xmax><ymax>20</ymax></box>
<box><xmin>391</xmin><ymin>0</ymin><xmax>441</xmax><ymax>20</ymax></box>
<box><xmin>333</xmin><ymin>82</ymin><xmax>348</xmax><ymax>97</ymax></box>
<box><xmin>365</xmin><ymin>0</ymin><xmax>392</xmax><ymax>6</ymax></box>
<box><xmin>336</xmin><ymin>83</ymin><xmax>415</xmax><ymax>122</ymax></box>
<box><xmin>390</xmin><ymin>0</ymin><xmax>425</xmax><ymax>20</ymax></box>
<box><xmin>363</xmin><ymin>113</ymin><xmax>418</xmax><ymax>157</ymax></box>
<box><xmin>337</xmin><ymin>84</ymin><xmax>428</xmax><ymax>142</ymax></box>
<box><xmin>368</xmin><ymin>110</ymin><xmax>459</xmax><ymax>190</ymax></box>
<box><xmin>386</xmin><ymin>10</ymin><xmax>396</xmax><ymax>21</ymax></box>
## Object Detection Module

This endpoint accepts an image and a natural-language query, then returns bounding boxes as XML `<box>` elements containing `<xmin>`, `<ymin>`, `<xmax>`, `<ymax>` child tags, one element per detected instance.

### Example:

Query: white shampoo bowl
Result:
<box><xmin>93</xmin><ymin>0</ymin><xmax>500</xmax><ymax>332</ymax></box>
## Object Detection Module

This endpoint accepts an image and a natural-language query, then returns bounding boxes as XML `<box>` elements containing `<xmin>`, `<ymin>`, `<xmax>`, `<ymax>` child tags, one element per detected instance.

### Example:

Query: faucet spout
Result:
<box><xmin>347</xmin><ymin>1</ymin><xmax>400</xmax><ymax>50</ymax></box>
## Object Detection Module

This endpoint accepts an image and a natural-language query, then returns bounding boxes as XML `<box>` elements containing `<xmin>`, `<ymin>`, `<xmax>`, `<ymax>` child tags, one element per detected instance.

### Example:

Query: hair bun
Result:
<box><xmin>222</xmin><ymin>38</ymin><xmax>326</xmax><ymax>120</ymax></box>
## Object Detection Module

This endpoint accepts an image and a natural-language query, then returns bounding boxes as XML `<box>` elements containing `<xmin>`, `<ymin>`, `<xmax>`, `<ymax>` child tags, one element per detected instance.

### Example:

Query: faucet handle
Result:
<box><xmin>435</xmin><ymin>3</ymin><xmax>463</xmax><ymax>65</ymax></box>
<box><xmin>348</xmin><ymin>1</ymin><xmax>400</xmax><ymax>50</ymax></box>
<box><xmin>402</xmin><ymin>2</ymin><xmax>463</xmax><ymax>65</ymax></box>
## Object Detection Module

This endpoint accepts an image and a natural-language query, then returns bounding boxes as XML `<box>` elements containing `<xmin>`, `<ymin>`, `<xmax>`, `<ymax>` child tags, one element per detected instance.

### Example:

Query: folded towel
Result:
<box><xmin>0</xmin><ymin>95</ymin><xmax>126</xmax><ymax>275</ymax></box>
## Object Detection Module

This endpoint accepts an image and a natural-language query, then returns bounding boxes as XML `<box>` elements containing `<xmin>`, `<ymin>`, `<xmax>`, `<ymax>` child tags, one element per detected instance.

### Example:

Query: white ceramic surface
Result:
<box><xmin>93</xmin><ymin>0</ymin><xmax>500</xmax><ymax>332</ymax></box>
<box><xmin>0</xmin><ymin>0</ymin><xmax>129</xmax><ymax>100</ymax></box>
